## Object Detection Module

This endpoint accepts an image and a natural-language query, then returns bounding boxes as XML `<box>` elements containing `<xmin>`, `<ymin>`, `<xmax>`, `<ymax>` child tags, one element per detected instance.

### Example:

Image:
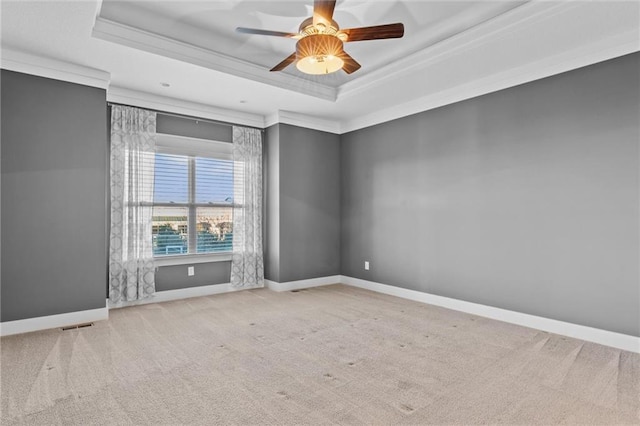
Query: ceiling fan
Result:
<box><xmin>236</xmin><ymin>0</ymin><xmax>404</xmax><ymax>75</ymax></box>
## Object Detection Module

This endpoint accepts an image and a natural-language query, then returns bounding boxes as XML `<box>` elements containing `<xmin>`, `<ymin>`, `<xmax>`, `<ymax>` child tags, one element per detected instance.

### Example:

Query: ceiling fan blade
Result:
<box><xmin>236</xmin><ymin>27</ymin><xmax>299</xmax><ymax>38</ymax></box>
<box><xmin>340</xmin><ymin>23</ymin><xmax>404</xmax><ymax>42</ymax></box>
<box><xmin>339</xmin><ymin>52</ymin><xmax>361</xmax><ymax>74</ymax></box>
<box><xmin>270</xmin><ymin>53</ymin><xmax>297</xmax><ymax>72</ymax></box>
<box><xmin>313</xmin><ymin>0</ymin><xmax>336</xmax><ymax>26</ymax></box>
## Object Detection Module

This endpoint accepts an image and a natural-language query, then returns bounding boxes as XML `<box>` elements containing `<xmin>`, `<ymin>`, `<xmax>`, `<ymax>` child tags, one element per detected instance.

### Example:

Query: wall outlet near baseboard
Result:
<box><xmin>187</xmin><ymin>266</ymin><xmax>195</xmax><ymax>276</ymax></box>
<box><xmin>364</xmin><ymin>261</ymin><xmax>370</xmax><ymax>271</ymax></box>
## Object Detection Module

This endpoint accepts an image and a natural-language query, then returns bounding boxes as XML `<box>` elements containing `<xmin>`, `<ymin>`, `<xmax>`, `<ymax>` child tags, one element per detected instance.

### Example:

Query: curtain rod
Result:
<box><xmin>107</xmin><ymin>102</ymin><xmax>265</xmax><ymax>132</ymax></box>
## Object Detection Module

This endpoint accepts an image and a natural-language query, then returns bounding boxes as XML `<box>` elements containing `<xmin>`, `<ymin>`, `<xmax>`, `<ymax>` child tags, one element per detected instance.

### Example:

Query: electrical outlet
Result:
<box><xmin>364</xmin><ymin>261</ymin><xmax>370</xmax><ymax>271</ymax></box>
<box><xmin>188</xmin><ymin>266</ymin><xmax>195</xmax><ymax>276</ymax></box>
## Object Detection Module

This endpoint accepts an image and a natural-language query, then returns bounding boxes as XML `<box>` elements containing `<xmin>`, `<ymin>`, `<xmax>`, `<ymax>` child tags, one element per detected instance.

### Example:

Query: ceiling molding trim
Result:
<box><xmin>92</xmin><ymin>17</ymin><xmax>337</xmax><ymax>102</ymax></box>
<box><xmin>338</xmin><ymin>1</ymin><xmax>569</xmax><ymax>100</ymax></box>
<box><xmin>264</xmin><ymin>113</ymin><xmax>280</xmax><ymax>129</ymax></box>
<box><xmin>341</xmin><ymin>29</ymin><xmax>639</xmax><ymax>134</ymax></box>
<box><xmin>266</xmin><ymin>110</ymin><xmax>341</xmax><ymax>134</ymax></box>
<box><xmin>108</xmin><ymin>86</ymin><xmax>265</xmax><ymax>129</ymax></box>
<box><xmin>0</xmin><ymin>48</ymin><xmax>111</xmax><ymax>89</ymax></box>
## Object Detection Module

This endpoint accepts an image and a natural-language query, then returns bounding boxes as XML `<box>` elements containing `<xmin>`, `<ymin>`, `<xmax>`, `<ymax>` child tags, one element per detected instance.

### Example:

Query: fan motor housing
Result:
<box><xmin>298</xmin><ymin>17</ymin><xmax>340</xmax><ymax>35</ymax></box>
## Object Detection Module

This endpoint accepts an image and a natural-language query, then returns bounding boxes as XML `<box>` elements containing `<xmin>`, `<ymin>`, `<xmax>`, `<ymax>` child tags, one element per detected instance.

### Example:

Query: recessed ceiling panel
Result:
<box><xmin>96</xmin><ymin>0</ymin><xmax>526</xmax><ymax>91</ymax></box>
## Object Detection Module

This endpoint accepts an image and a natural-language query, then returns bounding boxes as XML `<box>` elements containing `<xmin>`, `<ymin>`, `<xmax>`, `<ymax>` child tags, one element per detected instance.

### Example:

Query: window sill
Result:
<box><xmin>154</xmin><ymin>253</ymin><xmax>232</xmax><ymax>267</ymax></box>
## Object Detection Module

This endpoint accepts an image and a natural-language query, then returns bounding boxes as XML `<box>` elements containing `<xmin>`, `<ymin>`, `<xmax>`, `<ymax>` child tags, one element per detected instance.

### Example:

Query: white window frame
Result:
<box><xmin>153</xmin><ymin>133</ymin><xmax>234</xmax><ymax>267</ymax></box>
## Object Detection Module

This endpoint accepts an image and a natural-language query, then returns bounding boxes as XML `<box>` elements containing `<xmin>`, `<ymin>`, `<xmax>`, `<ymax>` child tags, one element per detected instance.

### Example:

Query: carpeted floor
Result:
<box><xmin>1</xmin><ymin>284</ymin><xmax>639</xmax><ymax>425</ymax></box>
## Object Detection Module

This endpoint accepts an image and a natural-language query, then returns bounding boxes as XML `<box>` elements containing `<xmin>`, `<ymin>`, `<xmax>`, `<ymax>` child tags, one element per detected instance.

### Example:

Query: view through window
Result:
<box><xmin>152</xmin><ymin>152</ymin><xmax>234</xmax><ymax>256</ymax></box>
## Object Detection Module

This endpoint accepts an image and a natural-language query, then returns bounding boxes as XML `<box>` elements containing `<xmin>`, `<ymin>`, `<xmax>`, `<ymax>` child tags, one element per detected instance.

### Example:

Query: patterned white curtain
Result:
<box><xmin>109</xmin><ymin>105</ymin><xmax>157</xmax><ymax>303</ymax></box>
<box><xmin>231</xmin><ymin>126</ymin><xmax>264</xmax><ymax>287</ymax></box>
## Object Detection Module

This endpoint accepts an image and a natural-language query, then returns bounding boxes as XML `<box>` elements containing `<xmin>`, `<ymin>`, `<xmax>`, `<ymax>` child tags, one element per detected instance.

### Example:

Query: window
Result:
<box><xmin>152</xmin><ymin>134</ymin><xmax>234</xmax><ymax>259</ymax></box>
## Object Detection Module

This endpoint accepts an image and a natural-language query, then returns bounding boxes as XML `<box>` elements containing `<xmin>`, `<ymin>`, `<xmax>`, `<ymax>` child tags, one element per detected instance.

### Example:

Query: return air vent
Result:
<box><xmin>62</xmin><ymin>323</ymin><xmax>94</xmax><ymax>331</ymax></box>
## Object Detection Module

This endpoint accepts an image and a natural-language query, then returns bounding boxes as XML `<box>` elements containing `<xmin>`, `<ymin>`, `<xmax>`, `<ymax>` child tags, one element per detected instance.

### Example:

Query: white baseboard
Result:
<box><xmin>340</xmin><ymin>275</ymin><xmax>640</xmax><ymax>354</ymax></box>
<box><xmin>109</xmin><ymin>282</ymin><xmax>257</xmax><ymax>309</ymax></box>
<box><xmin>265</xmin><ymin>275</ymin><xmax>342</xmax><ymax>292</ymax></box>
<box><xmin>4</xmin><ymin>276</ymin><xmax>637</xmax><ymax>353</ymax></box>
<box><xmin>0</xmin><ymin>305</ymin><xmax>109</xmax><ymax>337</ymax></box>
<box><xmin>1</xmin><ymin>283</ymin><xmax>259</xmax><ymax>336</ymax></box>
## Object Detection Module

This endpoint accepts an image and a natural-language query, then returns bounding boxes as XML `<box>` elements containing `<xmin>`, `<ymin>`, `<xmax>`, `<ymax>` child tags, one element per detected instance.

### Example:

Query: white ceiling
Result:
<box><xmin>96</xmin><ymin>0</ymin><xmax>525</xmax><ymax>87</ymax></box>
<box><xmin>1</xmin><ymin>1</ymin><xmax>638</xmax><ymax>133</ymax></box>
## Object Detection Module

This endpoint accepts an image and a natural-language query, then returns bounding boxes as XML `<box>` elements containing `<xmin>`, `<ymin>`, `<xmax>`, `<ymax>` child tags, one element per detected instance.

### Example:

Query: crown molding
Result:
<box><xmin>0</xmin><ymin>48</ymin><xmax>111</xmax><ymax>89</ymax></box>
<box><xmin>91</xmin><ymin>1</ymin><xmax>639</xmax><ymax>136</ymax></box>
<box><xmin>338</xmin><ymin>1</ymin><xmax>566</xmax><ymax>100</ymax></box>
<box><xmin>265</xmin><ymin>110</ymin><xmax>341</xmax><ymax>134</ymax></box>
<box><xmin>108</xmin><ymin>86</ymin><xmax>265</xmax><ymax>129</ymax></box>
<box><xmin>342</xmin><ymin>29</ymin><xmax>639</xmax><ymax>134</ymax></box>
<box><xmin>92</xmin><ymin>17</ymin><xmax>337</xmax><ymax>102</ymax></box>
<box><xmin>340</xmin><ymin>2</ymin><xmax>640</xmax><ymax>133</ymax></box>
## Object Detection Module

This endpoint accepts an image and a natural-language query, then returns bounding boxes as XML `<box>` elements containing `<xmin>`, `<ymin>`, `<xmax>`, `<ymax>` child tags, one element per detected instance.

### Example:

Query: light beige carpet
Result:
<box><xmin>1</xmin><ymin>284</ymin><xmax>639</xmax><ymax>425</ymax></box>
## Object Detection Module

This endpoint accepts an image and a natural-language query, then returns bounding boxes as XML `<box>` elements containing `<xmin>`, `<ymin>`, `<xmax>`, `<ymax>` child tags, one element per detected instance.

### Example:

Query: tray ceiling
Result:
<box><xmin>95</xmin><ymin>1</ymin><xmax>525</xmax><ymax>92</ymax></box>
<box><xmin>2</xmin><ymin>1</ymin><xmax>638</xmax><ymax>132</ymax></box>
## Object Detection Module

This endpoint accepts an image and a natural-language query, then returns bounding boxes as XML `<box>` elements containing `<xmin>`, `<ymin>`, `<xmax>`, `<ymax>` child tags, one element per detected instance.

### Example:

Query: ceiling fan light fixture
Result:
<box><xmin>297</xmin><ymin>54</ymin><xmax>344</xmax><ymax>75</ymax></box>
<box><xmin>237</xmin><ymin>0</ymin><xmax>404</xmax><ymax>75</ymax></box>
<box><xmin>295</xmin><ymin>34</ymin><xmax>344</xmax><ymax>75</ymax></box>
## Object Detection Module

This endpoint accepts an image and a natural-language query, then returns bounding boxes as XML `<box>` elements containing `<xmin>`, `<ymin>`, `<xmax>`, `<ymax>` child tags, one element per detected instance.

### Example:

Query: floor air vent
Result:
<box><xmin>62</xmin><ymin>323</ymin><xmax>94</xmax><ymax>331</ymax></box>
<box><xmin>291</xmin><ymin>289</ymin><xmax>307</xmax><ymax>293</ymax></box>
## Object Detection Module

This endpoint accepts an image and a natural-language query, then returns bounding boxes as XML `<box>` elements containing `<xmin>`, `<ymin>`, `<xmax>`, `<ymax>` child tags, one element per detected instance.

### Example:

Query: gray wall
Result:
<box><xmin>265</xmin><ymin>124</ymin><xmax>341</xmax><ymax>282</ymax></box>
<box><xmin>155</xmin><ymin>262</ymin><xmax>231</xmax><ymax>291</ymax></box>
<box><xmin>1</xmin><ymin>70</ymin><xmax>108</xmax><ymax>321</ymax></box>
<box><xmin>264</xmin><ymin>124</ymin><xmax>281</xmax><ymax>282</ymax></box>
<box><xmin>153</xmin><ymin>114</ymin><xmax>233</xmax><ymax>290</ymax></box>
<box><xmin>341</xmin><ymin>53</ymin><xmax>640</xmax><ymax>337</ymax></box>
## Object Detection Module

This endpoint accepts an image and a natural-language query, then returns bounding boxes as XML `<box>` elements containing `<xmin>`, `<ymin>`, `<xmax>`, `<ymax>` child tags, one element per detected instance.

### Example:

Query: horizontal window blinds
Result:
<box><xmin>152</xmin><ymin>150</ymin><xmax>234</xmax><ymax>256</ymax></box>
